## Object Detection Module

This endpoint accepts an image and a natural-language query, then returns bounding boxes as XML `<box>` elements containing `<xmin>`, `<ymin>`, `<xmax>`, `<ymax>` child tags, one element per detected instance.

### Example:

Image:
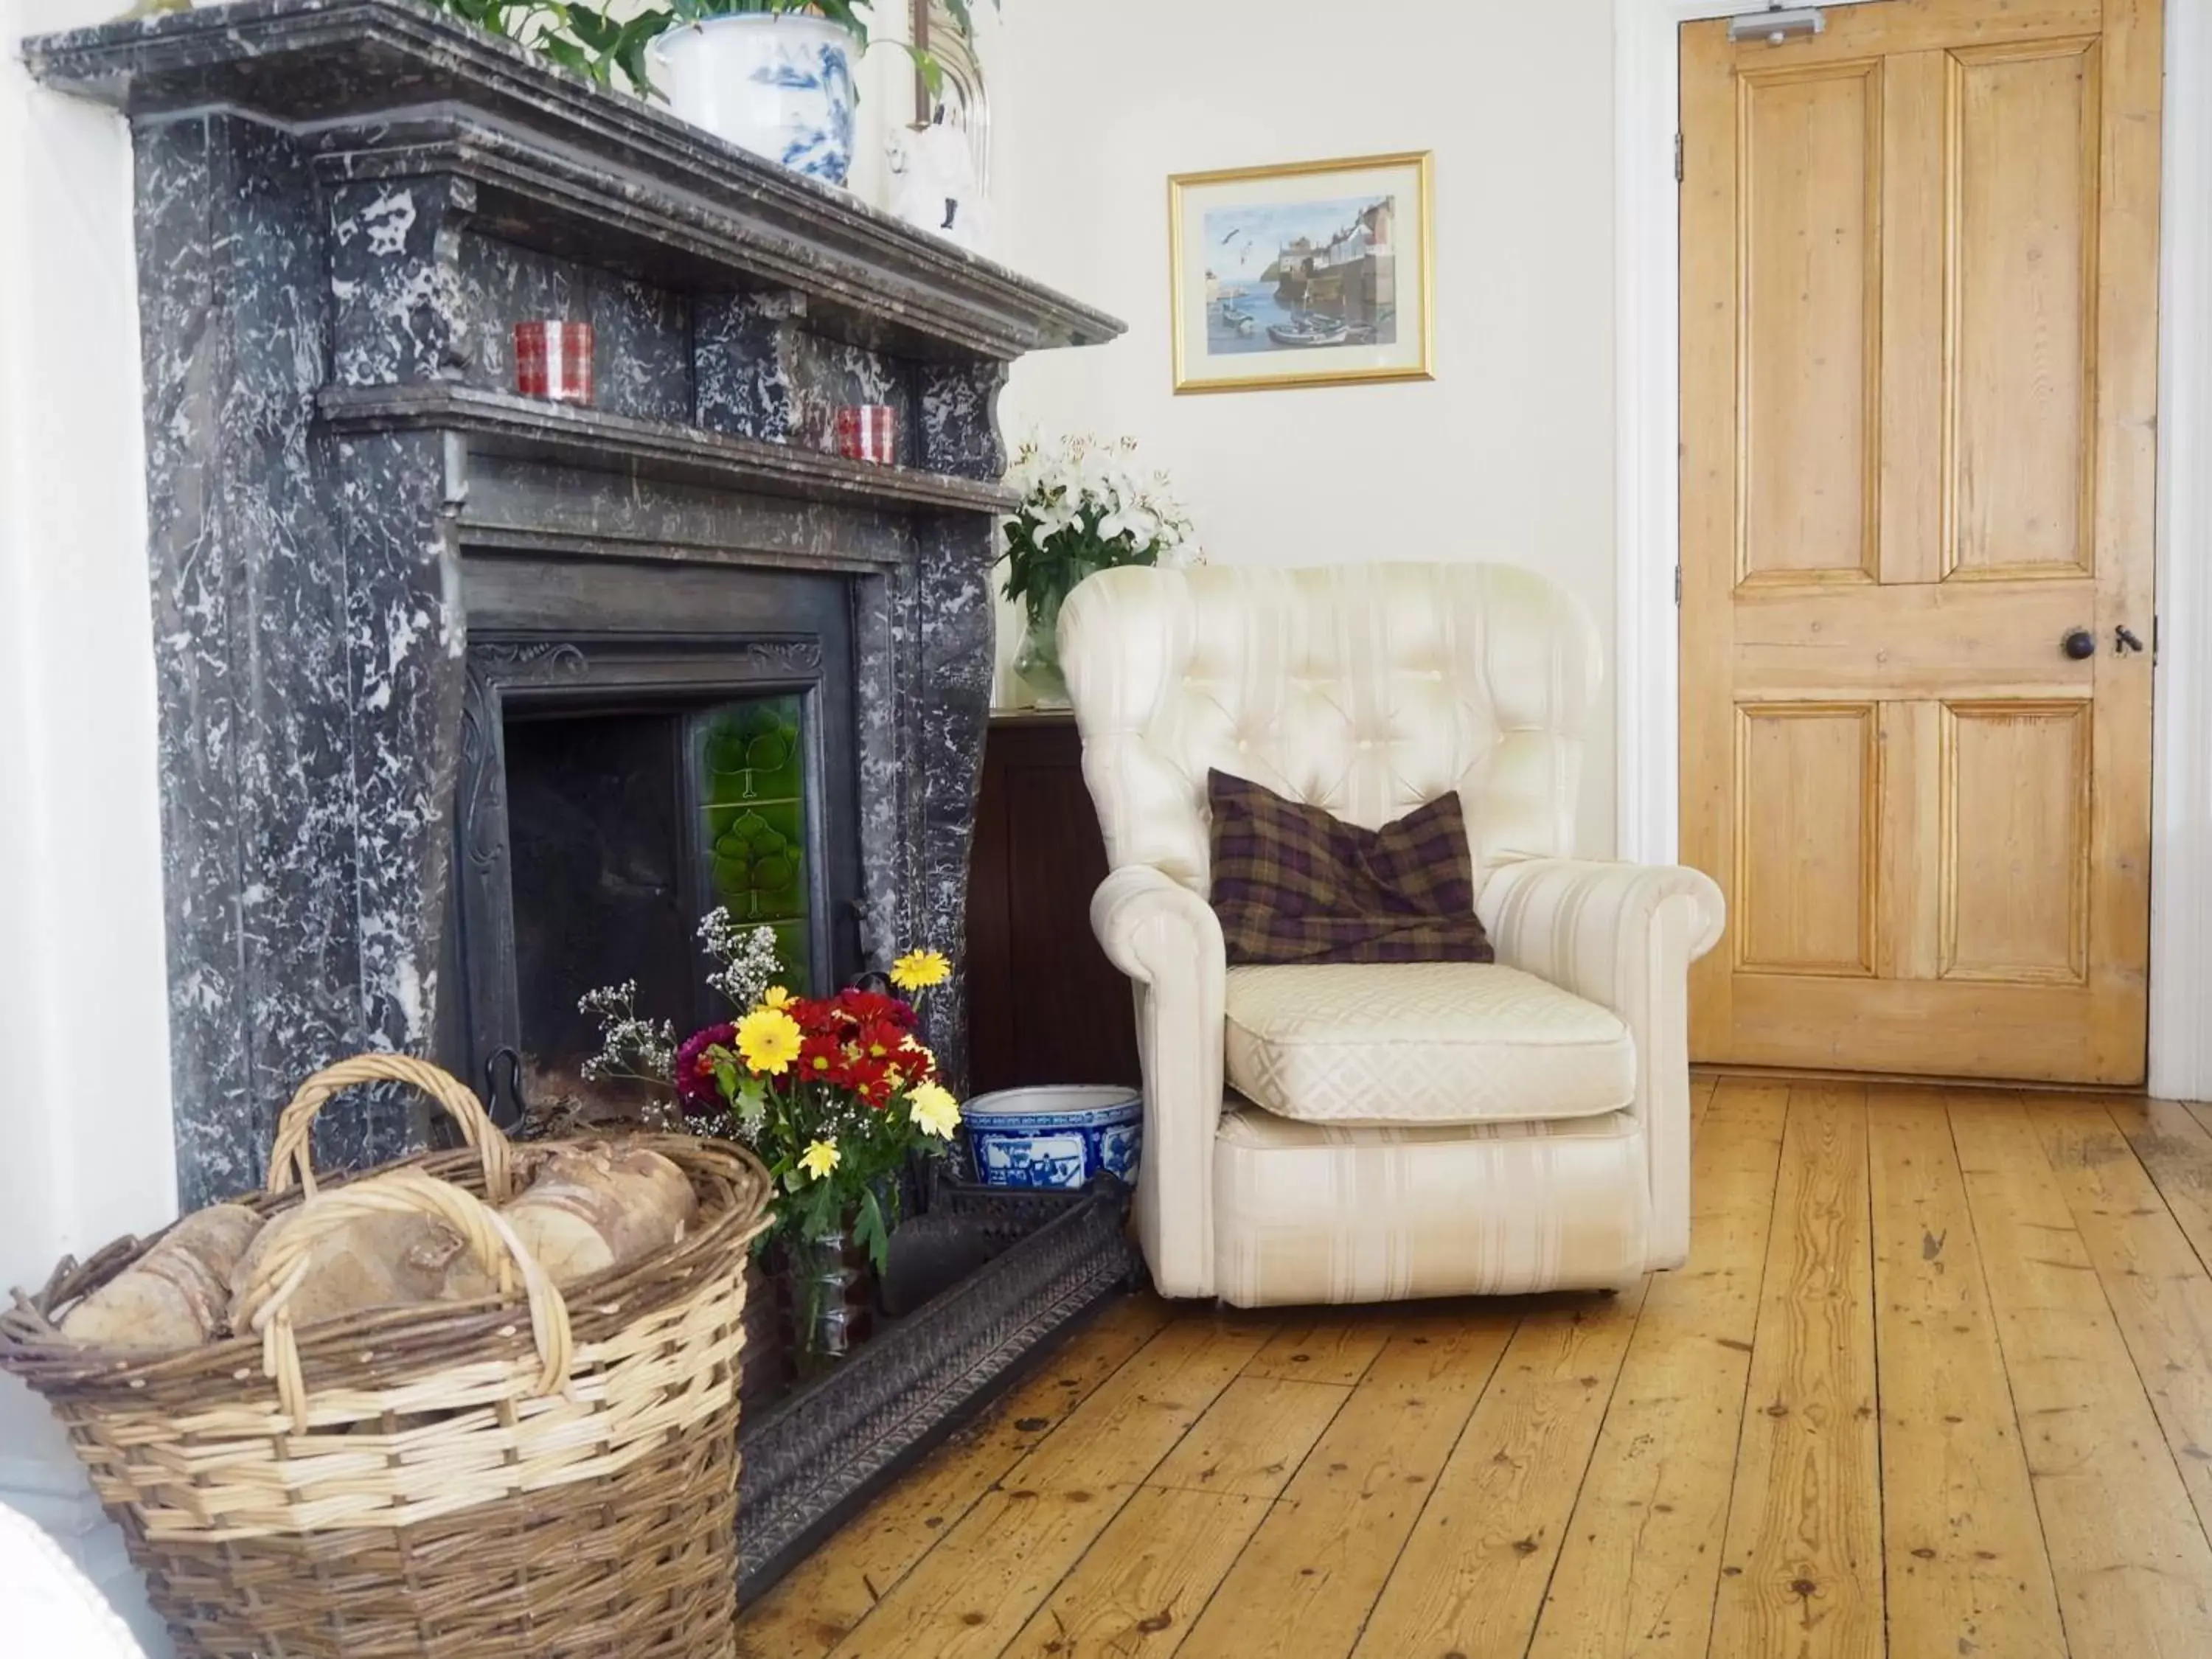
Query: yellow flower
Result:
<box><xmin>889</xmin><ymin>948</ymin><xmax>951</xmax><ymax>992</ymax></box>
<box><xmin>798</xmin><ymin>1138</ymin><xmax>841</xmax><ymax>1180</ymax></box>
<box><xmin>907</xmin><ymin>1080</ymin><xmax>961</xmax><ymax>1140</ymax></box>
<box><xmin>734</xmin><ymin>1006</ymin><xmax>804</xmax><ymax>1075</ymax></box>
<box><xmin>761</xmin><ymin>984</ymin><xmax>796</xmax><ymax>1010</ymax></box>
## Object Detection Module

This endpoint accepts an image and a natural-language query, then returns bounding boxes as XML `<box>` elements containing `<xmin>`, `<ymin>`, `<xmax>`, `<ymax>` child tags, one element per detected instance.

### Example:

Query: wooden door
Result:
<box><xmin>1680</xmin><ymin>0</ymin><xmax>2161</xmax><ymax>1082</ymax></box>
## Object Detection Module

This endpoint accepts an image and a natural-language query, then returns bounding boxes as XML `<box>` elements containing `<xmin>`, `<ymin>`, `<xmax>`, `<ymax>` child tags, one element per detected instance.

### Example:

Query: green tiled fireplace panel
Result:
<box><xmin>696</xmin><ymin>695</ymin><xmax>813</xmax><ymax>987</ymax></box>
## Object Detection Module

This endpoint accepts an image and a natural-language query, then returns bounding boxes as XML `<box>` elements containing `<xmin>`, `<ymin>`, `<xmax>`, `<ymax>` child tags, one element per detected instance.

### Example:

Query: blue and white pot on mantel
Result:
<box><xmin>649</xmin><ymin>14</ymin><xmax>857</xmax><ymax>187</ymax></box>
<box><xmin>964</xmin><ymin>1086</ymin><xmax>1144</xmax><ymax>1192</ymax></box>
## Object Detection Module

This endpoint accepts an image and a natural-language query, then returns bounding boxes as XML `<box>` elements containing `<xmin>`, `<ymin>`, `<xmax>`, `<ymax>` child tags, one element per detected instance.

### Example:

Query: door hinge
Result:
<box><xmin>1674</xmin><ymin>131</ymin><xmax>1684</xmax><ymax>184</ymax></box>
<box><xmin>1674</xmin><ymin>566</ymin><xmax>1683</xmax><ymax>606</ymax></box>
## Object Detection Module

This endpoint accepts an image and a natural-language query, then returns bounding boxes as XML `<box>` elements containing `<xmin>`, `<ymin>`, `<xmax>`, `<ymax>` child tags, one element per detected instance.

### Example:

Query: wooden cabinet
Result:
<box><xmin>965</xmin><ymin>712</ymin><xmax>1143</xmax><ymax>1096</ymax></box>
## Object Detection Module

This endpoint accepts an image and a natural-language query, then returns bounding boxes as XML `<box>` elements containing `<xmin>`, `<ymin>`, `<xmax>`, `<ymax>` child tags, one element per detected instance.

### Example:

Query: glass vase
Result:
<box><xmin>782</xmin><ymin>1228</ymin><xmax>874</xmax><ymax>1381</ymax></box>
<box><xmin>1013</xmin><ymin>585</ymin><xmax>1072</xmax><ymax>708</ymax></box>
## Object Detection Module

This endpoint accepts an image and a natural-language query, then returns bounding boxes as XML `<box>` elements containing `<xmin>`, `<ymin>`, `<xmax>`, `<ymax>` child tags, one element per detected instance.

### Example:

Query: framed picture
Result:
<box><xmin>1168</xmin><ymin>150</ymin><xmax>1434</xmax><ymax>394</ymax></box>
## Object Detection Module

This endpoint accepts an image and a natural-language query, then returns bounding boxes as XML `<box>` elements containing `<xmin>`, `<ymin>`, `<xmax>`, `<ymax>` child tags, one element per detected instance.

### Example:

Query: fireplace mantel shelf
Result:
<box><xmin>321</xmin><ymin>383</ymin><xmax>1019</xmax><ymax>517</ymax></box>
<box><xmin>24</xmin><ymin>0</ymin><xmax>1124</xmax><ymax>365</ymax></box>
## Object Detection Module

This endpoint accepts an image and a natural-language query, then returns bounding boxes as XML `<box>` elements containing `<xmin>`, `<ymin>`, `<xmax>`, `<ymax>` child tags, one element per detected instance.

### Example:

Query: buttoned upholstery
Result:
<box><xmin>1065</xmin><ymin>563</ymin><xmax>1594</xmax><ymax>894</ymax></box>
<box><xmin>1062</xmin><ymin>563</ymin><xmax>1725</xmax><ymax>1307</ymax></box>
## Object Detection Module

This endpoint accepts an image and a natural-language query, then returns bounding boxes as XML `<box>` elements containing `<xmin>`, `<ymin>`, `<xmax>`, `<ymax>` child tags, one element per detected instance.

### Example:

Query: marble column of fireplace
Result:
<box><xmin>26</xmin><ymin>0</ymin><xmax>1121</xmax><ymax>1209</ymax></box>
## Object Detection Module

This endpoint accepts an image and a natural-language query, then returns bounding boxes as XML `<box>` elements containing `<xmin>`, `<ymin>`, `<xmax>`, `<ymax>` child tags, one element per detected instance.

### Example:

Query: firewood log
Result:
<box><xmin>58</xmin><ymin>1204</ymin><xmax>263</xmax><ymax>1351</ymax></box>
<box><xmin>501</xmin><ymin>1143</ymin><xmax>698</xmax><ymax>1287</ymax></box>
<box><xmin>227</xmin><ymin>1205</ymin><xmax>498</xmax><ymax>1333</ymax></box>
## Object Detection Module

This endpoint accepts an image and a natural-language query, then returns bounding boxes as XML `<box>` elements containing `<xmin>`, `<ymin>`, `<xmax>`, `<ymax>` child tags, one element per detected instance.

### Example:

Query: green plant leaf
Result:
<box><xmin>854</xmin><ymin>1185</ymin><xmax>890</xmax><ymax>1275</ymax></box>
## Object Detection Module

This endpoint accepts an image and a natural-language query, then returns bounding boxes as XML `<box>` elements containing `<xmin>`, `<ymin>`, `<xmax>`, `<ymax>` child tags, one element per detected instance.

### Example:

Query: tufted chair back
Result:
<box><xmin>1058</xmin><ymin>562</ymin><xmax>1601</xmax><ymax>897</ymax></box>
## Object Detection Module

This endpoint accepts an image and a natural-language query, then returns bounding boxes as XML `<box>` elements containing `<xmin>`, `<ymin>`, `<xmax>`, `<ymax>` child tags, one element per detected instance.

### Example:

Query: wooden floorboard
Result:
<box><xmin>1175</xmin><ymin>1307</ymin><xmax>1519</xmax><ymax>1659</ymax></box>
<box><xmin>818</xmin><ymin>1314</ymin><xmax>1272</xmax><ymax>1658</ymax></box>
<box><xmin>998</xmin><ymin>1373</ymin><xmax>1346</xmax><ymax>1656</ymax></box>
<box><xmin>1528</xmin><ymin>1078</ymin><xmax>1787</xmax><ymax>1659</ymax></box>
<box><xmin>2108</xmin><ymin>1093</ymin><xmax>2212</xmax><ymax>1278</ymax></box>
<box><xmin>733</xmin><ymin>1294</ymin><xmax>1172</xmax><ymax>1659</ymax></box>
<box><xmin>1951</xmin><ymin>1094</ymin><xmax>2212</xmax><ymax>1657</ymax></box>
<box><xmin>1347</xmin><ymin>1284</ymin><xmax>1651</xmax><ymax>1658</ymax></box>
<box><xmin>2027</xmin><ymin>1099</ymin><xmax>2212</xmax><ymax>1548</ymax></box>
<box><xmin>731</xmin><ymin>1083</ymin><xmax>2212</xmax><ymax>1658</ymax></box>
<box><xmin>1865</xmin><ymin>1088</ymin><xmax>2065</xmax><ymax>1659</ymax></box>
<box><xmin>1708</xmin><ymin>1085</ymin><xmax>1884</xmax><ymax>1659</ymax></box>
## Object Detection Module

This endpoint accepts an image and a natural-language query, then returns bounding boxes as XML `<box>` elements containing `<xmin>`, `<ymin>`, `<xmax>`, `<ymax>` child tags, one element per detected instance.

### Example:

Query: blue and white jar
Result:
<box><xmin>650</xmin><ymin>14</ymin><xmax>858</xmax><ymax>187</ymax></box>
<box><xmin>964</xmin><ymin>1086</ymin><xmax>1144</xmax><ymax>1192</ymax></box>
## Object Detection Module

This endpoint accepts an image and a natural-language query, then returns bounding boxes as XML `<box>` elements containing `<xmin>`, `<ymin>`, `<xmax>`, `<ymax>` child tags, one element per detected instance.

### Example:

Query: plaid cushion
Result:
<box><xmin>1206</xmin><ymin>770</ymin><xmax>1495</xmax><ymax>967</ymax></box>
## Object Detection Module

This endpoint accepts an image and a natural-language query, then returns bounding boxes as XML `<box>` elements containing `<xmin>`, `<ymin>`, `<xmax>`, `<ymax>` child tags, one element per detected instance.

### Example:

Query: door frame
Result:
<box><xmin>1615</xmin><ymin>0</ymin><xmax>2212</xmax><ymax>1098</ymax></box>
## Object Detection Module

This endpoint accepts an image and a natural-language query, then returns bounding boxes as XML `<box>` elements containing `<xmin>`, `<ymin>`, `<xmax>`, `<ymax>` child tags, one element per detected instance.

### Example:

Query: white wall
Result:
<box><xmin>0</xmin><ymin>2</ymin><xmax>177</xmax><ymax>1648</ymax></box>
<box><xmin>981</xmin><ymin>0</ymin><xmax>1620</xmax><ymax>854</ymax></box>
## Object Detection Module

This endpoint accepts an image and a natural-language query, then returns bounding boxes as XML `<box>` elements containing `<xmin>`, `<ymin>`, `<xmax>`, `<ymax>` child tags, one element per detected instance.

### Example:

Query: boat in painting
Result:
<box><xmin>1266</xmin><ymin>312</ymin><xmax>1350</xmax><ymax>348</ymax></box>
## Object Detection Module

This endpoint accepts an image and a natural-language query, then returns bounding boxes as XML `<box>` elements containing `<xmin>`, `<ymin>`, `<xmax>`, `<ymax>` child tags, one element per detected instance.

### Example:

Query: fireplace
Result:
<box><xmin>445</xmin><ymin>609</ymin><xmax>866</xmax><ymax>1121</ymax></box>
<box><xmin>23</xmin><ymin>1</ymin><xmax>1142</xmax><ymax>1603</ymax></box>
<box><xmin>22</xmin><ymin>0</ymin><xmax>1121</xmax><ymax>1207</ymax></box>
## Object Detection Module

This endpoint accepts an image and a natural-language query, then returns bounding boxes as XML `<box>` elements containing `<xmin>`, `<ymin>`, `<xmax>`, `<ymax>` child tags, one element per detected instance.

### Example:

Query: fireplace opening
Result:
<box><xmin>505</xmin><ymin>692</ymin><xmax>821</xmax><ymax>1088</ymax></box>
<box><xmin>443</xmin><ymin>627</ymin><xmax>863</xmax><ymax>1128</ymax></box>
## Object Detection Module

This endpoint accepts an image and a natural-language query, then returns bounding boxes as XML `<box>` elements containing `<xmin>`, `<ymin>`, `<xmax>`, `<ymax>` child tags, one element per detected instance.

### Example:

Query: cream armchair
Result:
<box><xmin>1059</xmin><ymin>563</ymin><xmax>1724</xmax><ymax>1307</ymax></box>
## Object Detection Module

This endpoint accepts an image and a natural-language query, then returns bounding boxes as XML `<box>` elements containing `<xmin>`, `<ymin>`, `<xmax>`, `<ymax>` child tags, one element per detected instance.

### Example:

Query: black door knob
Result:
<box><xmin>2062</xmin><ymin>627</ymin><xmax>2097</xmax><ymax>660</ymax></box>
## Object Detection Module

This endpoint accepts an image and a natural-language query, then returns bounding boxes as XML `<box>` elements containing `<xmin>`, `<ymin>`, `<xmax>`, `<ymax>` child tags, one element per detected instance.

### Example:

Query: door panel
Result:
<box><xmin>1680</xmin><ymin>0</ymin><xmax>2160</xmax><ymax>1083</ymax></box>
<box><xmin>1941</xmin><ymin>700</ymin><xmax>2091</xmax><ymax>981</ymax></box>
<box><xmin>1741</xmin><ymin>65</ymin><xmax>1881</xmax><ymax>585</ymax></box>
<box><xmin>1736</xmin><ymin>704</ymin><xmax>1879</xmax><ymax>975</ymax></box>
<box><xmin>1951</xmin><ymin>42</ymin><xmax>2098</xmax><ymax>577</ymax></box>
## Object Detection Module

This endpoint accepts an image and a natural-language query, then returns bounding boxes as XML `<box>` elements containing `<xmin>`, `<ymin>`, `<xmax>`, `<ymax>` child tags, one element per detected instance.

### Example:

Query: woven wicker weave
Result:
<box><xmin>1</xmin><ymin>1054</ymin><xmax>773</xmax><ymax>1658</ymax></box>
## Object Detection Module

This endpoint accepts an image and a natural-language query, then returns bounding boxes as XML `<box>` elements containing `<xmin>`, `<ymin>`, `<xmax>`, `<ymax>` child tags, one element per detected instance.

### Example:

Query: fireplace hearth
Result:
<box><xmin>24</xmin><ymin>0</ymin><xmax>1122</xmax><ymax>1207</ymax></box>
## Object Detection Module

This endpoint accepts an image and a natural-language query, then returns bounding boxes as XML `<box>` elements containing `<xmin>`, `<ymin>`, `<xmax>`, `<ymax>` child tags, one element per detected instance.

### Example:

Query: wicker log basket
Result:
<box><xmin>0</xmin><ymin>1054</ymin><xmax>773</xmax><ymax>1658</ymax></box>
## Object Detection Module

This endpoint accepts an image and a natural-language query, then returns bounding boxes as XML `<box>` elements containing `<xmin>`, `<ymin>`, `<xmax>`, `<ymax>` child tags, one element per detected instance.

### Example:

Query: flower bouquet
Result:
<box><xmin>580</xmin><ymin>919</ymin><xmax>960</xmax><ymax>1374</ymax></box>
<box><xmin>1000</xmin><ymin>432</ymin><xmax>1200</xmax><ymax>705</ymax></box>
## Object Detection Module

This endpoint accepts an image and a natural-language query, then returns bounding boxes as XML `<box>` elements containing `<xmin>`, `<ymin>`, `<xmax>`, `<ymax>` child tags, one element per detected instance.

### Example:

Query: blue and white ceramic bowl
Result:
<box><xmin>964</xmin><ymin>1086</ymin><xmax>1144</xmax><ymax>1192</ymax></box>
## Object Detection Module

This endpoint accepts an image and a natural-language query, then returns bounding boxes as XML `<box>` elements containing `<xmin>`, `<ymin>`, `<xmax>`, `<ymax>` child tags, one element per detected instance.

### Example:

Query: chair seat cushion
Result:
<box><xmin>1223</xmin><ymin>961</ymin><xmax>1635</xmax><ymax>1125</ymax></box>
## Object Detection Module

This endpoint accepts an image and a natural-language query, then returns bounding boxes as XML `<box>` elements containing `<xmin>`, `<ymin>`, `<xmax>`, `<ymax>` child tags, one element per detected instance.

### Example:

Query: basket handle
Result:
<box><xmin>267</xmin><ymin>1054</ymin><xmax>514</xmax><ymax>1203</ymax></box>
<box><xmin>240</xmin><ymin>1168</ymin><xmax>573</xmax><ymax>1429</ymax></box>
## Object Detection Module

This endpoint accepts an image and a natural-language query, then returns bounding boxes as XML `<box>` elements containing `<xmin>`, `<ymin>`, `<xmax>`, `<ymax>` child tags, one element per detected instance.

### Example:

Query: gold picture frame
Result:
<box><xmin>1168</xmin><ymin>150</ymin><xmax>1435</xmax><ymax>394</ymax></box>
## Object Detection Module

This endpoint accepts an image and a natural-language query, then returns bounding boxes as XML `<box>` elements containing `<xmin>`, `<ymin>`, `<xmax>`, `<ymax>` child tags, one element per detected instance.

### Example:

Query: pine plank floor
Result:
<box><xmin>734</xmin><ymin>1081</ymin><xmax>2212</xmax><ymax>1658</ymax></box>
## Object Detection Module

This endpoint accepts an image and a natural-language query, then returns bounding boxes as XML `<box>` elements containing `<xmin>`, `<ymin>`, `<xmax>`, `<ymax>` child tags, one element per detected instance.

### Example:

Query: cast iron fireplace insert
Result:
<box><xmin>438</xmin><ymin>583</ymin><xmax>863</xmax><ymax>1121</ymax></box>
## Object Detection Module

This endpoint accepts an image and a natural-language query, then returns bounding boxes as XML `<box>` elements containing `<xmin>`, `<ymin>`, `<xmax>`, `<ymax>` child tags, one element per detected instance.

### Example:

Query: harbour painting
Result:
<box><xmin>1170</xmin><ymin>153</ymin><xmax>1433</xmax><ymax>393</ymax></box>
<box><xmin>1203</xmin><ymin>195</ymin><xmax>1397</xmax><ymax>356</ymax></box>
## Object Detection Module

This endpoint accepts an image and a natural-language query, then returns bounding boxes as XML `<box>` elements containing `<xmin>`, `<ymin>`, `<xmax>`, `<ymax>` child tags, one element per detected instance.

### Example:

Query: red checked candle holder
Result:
<box><xmin>513</xmin><ymin>320</ymin><xmax>594</xmax><ymax>406</ymax></box>
<box><xmin>835</xmin><ymin>403</ymin><xmax>898</xmax><ymax>465</ymax></box>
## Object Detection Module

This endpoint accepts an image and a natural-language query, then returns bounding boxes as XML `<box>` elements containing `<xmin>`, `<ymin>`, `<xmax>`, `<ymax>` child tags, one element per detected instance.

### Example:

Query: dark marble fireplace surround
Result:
<box><xmin>25</xmin><ymin>0</ymin><xmax>1120</xmax><ymax>1209</ymax></box>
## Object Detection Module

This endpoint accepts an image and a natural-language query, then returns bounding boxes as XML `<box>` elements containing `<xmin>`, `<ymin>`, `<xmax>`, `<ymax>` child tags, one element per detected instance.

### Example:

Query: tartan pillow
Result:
<box><xmin>1206</xmin><ymin>770</ymin><xmax>1495</xmax><ymax>967</ymax></box>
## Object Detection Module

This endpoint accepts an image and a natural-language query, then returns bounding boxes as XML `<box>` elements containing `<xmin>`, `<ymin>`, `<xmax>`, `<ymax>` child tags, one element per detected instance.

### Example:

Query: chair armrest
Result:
<box><xmin>1091</xmin><ymin>866</ymin><xmax>1227</xmax><ymax>1298</ymax></box>
<box><xmin>1477</xmin><ymin>859</ymin><xmax>1724</xmax><ymax>1009</ymax></box>
<box><xmin>1092</xmin><ymin>865</ymin><xmax>1227</xmax><ymax>990</ymax></box>
<box><xmin>1477</xmin><ymin>858</ymin><xmax>1725</xmax><ymax>1270</ymax></box>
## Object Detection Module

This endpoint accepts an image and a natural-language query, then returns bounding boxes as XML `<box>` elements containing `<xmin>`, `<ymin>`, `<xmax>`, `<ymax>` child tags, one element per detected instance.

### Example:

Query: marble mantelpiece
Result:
<box><xmin>24</xmin><ymin>0</ymin><xmax>1121</xmax><ymax>1208</ymax></box>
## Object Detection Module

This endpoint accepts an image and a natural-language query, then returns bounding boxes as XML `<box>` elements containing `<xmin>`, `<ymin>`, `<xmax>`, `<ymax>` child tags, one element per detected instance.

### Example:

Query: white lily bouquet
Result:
<box><xmin>1000</xmin><ymin>433</ymin><xmax>1201</xmax><ymax>703</ymax></box>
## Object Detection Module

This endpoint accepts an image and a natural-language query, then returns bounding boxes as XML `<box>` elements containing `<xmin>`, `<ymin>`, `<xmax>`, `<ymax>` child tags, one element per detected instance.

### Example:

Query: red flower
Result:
<box><xmin>845</xmin><ymin>1051</ymin><xmax>895</xmax><ymax>1106</ymax></box>
<box><xmin>836</xmin><ymin>988</ymin><xmax>918</xmax><ymax>1031</ymax></box>
<box><xmin>788</xmin><ymin>996</ymin><xmax>845</xmax><ymax>1038</ymax></box>
<box><xmin>851</xmin><ymin>1019</ymin><xmax>906</xmax><ymax>1065</ymax></box>
<box><xmin>796</xmin><ymin>1032</ymin><xmax>855</xmax><ymax>1088</ymax></box>
<box><xmin>674</xmin><ymin>1023</ymin><xmax>737</xmax><ymax>1117</ymax></box>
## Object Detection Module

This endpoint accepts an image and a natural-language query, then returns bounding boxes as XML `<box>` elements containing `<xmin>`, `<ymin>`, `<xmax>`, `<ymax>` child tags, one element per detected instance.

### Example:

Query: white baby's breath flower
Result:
<box><xmin>698</xmin><ymin>907</ymin><xmax>784</xmax><ymax>1011</ymax></box>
